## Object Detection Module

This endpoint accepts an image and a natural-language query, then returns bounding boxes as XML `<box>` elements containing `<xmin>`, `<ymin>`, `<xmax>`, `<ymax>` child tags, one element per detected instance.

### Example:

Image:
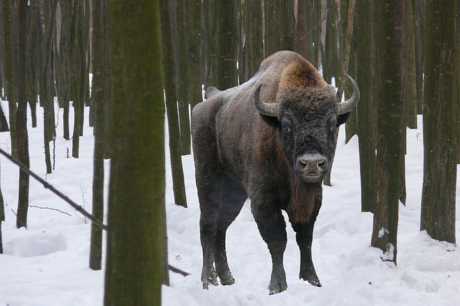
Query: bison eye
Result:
<box><xmin>281</xmin><ymin>118</ymin><xmax>293</xmax><ymax>134</ymax></box>
<box><xmin>327</xmin><ymin>116</ymin><xmax>337</xmax><ymax>133</ymax></box>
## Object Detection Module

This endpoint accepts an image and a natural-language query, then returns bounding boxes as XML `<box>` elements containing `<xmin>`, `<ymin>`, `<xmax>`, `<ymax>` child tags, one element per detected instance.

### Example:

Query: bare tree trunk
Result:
<box><xmin>203</xmin><ymin>0</ymin><xmax>216</xmax><ymax>88</ymax></box>
<box><xmin>421</xmin><ymin>0</ymin><xmax>457</xmax><ymax>244</ymax></box>
<box><xmin>324</xmin><ymin>0</ymin><xmax>356</xmax><ymax>186</ymax></box>
<box><xmin>217</xmin><ymin>0</ymin><xmax>238</xmax><ymax>90</ymax></box>
<box><xmin>27</xmin><ymin>0</ymin><xmax>38</xmax><ymax>128</ymax></box>
<box><xmin>104</xmin><ymin>1</ymin><xmax>165</xmax><ymax>303</ymax></box>
<box><xmin>89</xmin><ymin>0</ymin><xmax>105</xmax><ymax>271</ymax></box>
<box><xmin>264</xmin><ymin>0</ymin><xmax>295</xmax><ymax>56</ymax></box>
<box><xmin>404</xmin><ymin>0</ymin><xmax>417</xmax><ymax>129</ymax></box>
<box><xmin>342</xmin><ymin>0</ymin><xmax>358</xmax><ymax>144</ymax></box>
<box><xmin>0</xmin><ymin>160</ymin><xmax>4</xmax><ymax>253</ymax></box>
<box><xmin>357</xmin><ymin>0</ymin><xmax>376</xmax><ymax>213</ymax></box>
<box><xmin>243</xmin><ymin>0</ymin><xmax>263</xmax><ymax>79</ymax></box>
<box><xmin>187</xmin><ymin>0</ymin><xmax>202</xmax><ymax>108</ymax></box>
<box><xmin>312</xmin><ymin>0</ymin><xmax>323</xmax><ymax>68</ymax></box>
<box><xmin>413</xmin><ymin>0</ymin><xmax>425</xmax><ymax>114</ymax></box>
<box><xmin>2</xmin><ymin>0</ymin><xmax>19</xmax><ymax>160</ymax></box>
<box><xmin>295</xmin><ymin>0</ymin><xmax>309</xmax><ymax>59</ymax></box>
<box><xmin>56</xmin><ymin>0</ymin><xmax>71</xmax><ymax>140</ymax></box>
<box><xmin>371</xmin><ymin>0</ymin><xmax>405</xmax><ymax>264</ymax></box>
<box><xmin>16</xmin><ymin>0</ymin><xmax>30</xmax><ymax>229</ymax></box>
<box><xmin>323</xmin><ymin>0</ymin><xmax>340</xmax><ymax>84</ymax></box>
<box><xmin>175</xmin><ymin>0</ymin><xmax>191</xmax><ymax>155</ymax></box>
<box><xmin>161</xmin><ymin>1</ymin><xmax>187</xmax><ymax>209</ymax></box>
<box><xmin>42</xmin><ymin>0</ymin><xmax>58</xmax><ymax>174</ymax></box>
<box><xmin>103</xmin><ymin>0</ymin><xmax>111</xmax><ymax>159</ymax></box>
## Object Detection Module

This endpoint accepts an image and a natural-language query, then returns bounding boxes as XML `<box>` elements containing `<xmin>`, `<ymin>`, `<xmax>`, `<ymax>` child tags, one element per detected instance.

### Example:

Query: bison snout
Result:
<box><xmin>296</xmin><ymin>153</ymin><xmax>328</xmax><ymax>181</ymax></box>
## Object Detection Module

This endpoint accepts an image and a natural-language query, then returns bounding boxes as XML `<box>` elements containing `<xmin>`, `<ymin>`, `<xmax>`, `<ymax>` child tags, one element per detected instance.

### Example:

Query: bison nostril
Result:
<box><xmin>318</xmin><ymin>160</ymin><xmax>326</xmax><ymax>168</ymax></box>
<box><xmin>297</xmin><ymin>154</ymin><xmax>328</xmax><ymax>175</ymax></box>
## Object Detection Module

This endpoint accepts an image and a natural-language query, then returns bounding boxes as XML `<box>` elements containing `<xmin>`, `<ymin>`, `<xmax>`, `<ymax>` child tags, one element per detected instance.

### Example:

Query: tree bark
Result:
<box><xmin>295</xmin><ymin>0</ymin><xmax>309</xmax><ymax>59</ymax></box>
<box><xmin>0</xmin><ymin>160</ymin><xmax>4</xmax><ymax>253</ymax></box>
<box><xmin>2</xmin><ymin>0</ymin><xmax>19</xmax><ymax>160</ymax></box>
<box><xmin>161</xmin><ymin>1</ymin><xmax>187</xmax><ymax>209</ymax></box>
<box><xmin>216</xmin><ymin>0</ymin><xmax>238</xmax><ymax>90</ymax></box>
<box><xmin>403</xmin><ymin>0</ymin><xmax>417</xmax><ymax>129</ymax></box>
<box><xmin>312</xmin><ymin>0</ymin><xmax>323</xmax><ymax>68</ymax></box>
<box><xmin>89</xmin><ymin>0</ymin><xmax>105</xmax><ymax>271</ymax></box>
<box><xmin>342</xmin><ymin>0</ymin><xmax>358</xmax><ymax>144</ymax></box>
<box><xmin>42</xmin><ymin>0</ymin><xmax>58</xmax><ymax>174</ymax></box>
<box><xmin>243</xmin><ymin>0</ymin><xmax>263</xmax><ymax>80</ymax></box>
<box><xmin>102</xmin><ymin>0</ymin><xmax>112</xmax><ymax>159</ymax></box>
<box><xmin>421</xmin><ymin>0</ymin><xmax>457</xmax><ymax>244</ymax></box>
<box><xmin>324</xmin><ymin>0</ymin><xmax>356</xmax><ymax>186</ymax></box>
<box><xmin>57</xmin><ymin>0</ymin><xmax>71</xmax><ymax>140</ymax></box>
<box><xmin>27</xmin><ymin>0</ymin><xmax>37</xmax><ymax>128</ymax></box>
<box><xmin>187</xmin><ymin>0</ymin><xmax>202</xmax><ymax>108</ymax></box>
<box><xmin>264</xmin><ymin>0</ymin><xmax>295</xmax><ymax>56</ymax></box>
<box><xmin>175</xmin><ymin>0</ymin><xmax>191</xmax><ymax>155</ymax></box>
<box><xmin>356</xmin><ymin>0</ymin><xmax>376</xmax><ymax>213</ymax></box>
<box><xmin>15</xmin><ymin>0</ymin><xmax>30</xmax><ymax>229</ymax></box>
<box><xmin>104</xmin><ymin>0</ymin><xmax>165</xmax><ymax>304</ymax></box>
<box><xmin>323</xmin><ymin>0</ymin><xmax>340</xmax><ymax>84</ymax></box>
<box><xmin>413</xmin><ymin>0</ymin><xmax>425</xmax><ymax>114</ymax></box>
<box><xmin>371</xmin><ymin>0</ymin><xmax>405</xmax><ymax>264</ymax></box>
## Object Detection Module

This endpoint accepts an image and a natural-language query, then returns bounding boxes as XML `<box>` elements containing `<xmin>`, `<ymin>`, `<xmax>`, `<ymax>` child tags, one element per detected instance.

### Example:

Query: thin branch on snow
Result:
<box><xmin>0</xmin><ymin>148</ymin><xmax>107</xmax><ymax>231</ymax></box>
<box><xmin>29</xmin><ymin>205</ymin><xmax>72</xmax><ymax>217</ymax></box>
<box><xmin>168</xmin><ymin>264</ymin><xmax>190</xmax><ymax>277</ymax></box>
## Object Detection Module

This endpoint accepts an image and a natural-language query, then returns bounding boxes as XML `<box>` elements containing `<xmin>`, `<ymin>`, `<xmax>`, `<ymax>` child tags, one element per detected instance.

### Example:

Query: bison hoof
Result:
<box><xmin>202</xmin><ymin>279</ymin><xmax>219</xmax><ymax>290</ymax></box>
<box><xmin>303</xmin><ymin>275</ymin><xmax>322</xmax><ymax>287</ymax></box>
<box><xmin>219</xmin><ymin>272</ymin><xmax>235</xmax><ymax>286</ymax></box>
<box><xmin>202</xmin><ymin>270</ymin><xmax>219</xmax><ymax>290</ymax></box>
<box><xmin>268</xmin><ymin>279</ymin><xmax>288</xmax><ymax>295</ymax></box>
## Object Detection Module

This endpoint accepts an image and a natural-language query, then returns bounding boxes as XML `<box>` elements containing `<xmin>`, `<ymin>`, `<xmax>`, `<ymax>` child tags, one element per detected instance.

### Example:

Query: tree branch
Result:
<box><xmin>168</xmin><ymin>264</ymin><xmax>190</xmax><ymax>277</ymax></box>
<box><xmin>0</xmin><ymin>148</ymin><xmax>107</xmax><ymax>231</ymax></box>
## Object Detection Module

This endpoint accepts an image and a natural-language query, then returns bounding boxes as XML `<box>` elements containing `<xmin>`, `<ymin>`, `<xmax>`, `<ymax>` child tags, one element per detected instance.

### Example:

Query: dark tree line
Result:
<box><xmin>0</xmin><ymin>0</ymin><xmax>458</xmax><ymax>302</ymax></box>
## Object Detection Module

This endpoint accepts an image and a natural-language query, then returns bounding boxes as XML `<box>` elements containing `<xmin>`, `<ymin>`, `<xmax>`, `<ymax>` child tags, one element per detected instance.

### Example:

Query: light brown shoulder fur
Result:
<box><xmin>278</xmin><ymin>59</ymin><xmax>327</xmax><ymax>93</ymax></box>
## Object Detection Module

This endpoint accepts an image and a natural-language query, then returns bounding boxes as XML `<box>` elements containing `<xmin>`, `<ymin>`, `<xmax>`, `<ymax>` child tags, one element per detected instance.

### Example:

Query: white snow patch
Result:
<box><xmin>379</xmin><ymin>227</ymin><xmax>389</xmax><ymax>238</ymax></box>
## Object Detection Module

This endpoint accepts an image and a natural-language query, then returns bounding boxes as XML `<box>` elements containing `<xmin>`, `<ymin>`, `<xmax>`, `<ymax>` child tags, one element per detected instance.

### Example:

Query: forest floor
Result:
<box><xmin>0</xmin><ymin>102</ymin><xmax>459</xmax><ymax>305</ymax></box>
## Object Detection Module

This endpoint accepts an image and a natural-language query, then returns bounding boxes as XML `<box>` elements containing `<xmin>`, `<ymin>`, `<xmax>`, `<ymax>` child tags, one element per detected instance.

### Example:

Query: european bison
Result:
<box><xmin>191</xmin><ymin>51</ymin><xmax>359</xmax><ymax>294</ymax></box>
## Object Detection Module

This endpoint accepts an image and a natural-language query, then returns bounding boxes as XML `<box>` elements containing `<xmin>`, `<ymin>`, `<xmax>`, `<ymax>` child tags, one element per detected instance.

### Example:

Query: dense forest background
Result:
<box><xmin>0</xmin><ymin>0</ymin><xmax>459</xmax><ymax>304</ymax></box>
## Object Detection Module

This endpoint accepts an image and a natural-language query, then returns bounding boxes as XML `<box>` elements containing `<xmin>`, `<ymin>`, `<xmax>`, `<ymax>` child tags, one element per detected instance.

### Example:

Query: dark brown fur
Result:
<box><xmin>192</xmin><ymin>51</ymin><xmax>355</xmax><ymax>294</ymax></box>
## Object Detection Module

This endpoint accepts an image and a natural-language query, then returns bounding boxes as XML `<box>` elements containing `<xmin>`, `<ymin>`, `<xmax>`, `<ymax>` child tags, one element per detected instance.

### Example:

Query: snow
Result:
<box><xmin>0</xmin><ymin>101</ymin><xmax>459</xmax><ymax>306</ymax></box>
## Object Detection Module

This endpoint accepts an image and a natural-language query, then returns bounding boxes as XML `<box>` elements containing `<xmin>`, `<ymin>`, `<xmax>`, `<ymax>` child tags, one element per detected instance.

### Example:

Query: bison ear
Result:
<box><xmin>337</xmin><ymin>112</ymin><xmax>351</xmax><ymax>126</ymax></box>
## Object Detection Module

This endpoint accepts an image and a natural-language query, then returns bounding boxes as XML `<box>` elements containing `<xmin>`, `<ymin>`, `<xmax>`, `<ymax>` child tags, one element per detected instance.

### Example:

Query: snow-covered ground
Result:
<box><xmin>0</xmin><ymin>101</ymin><xmax>459</xmax><ymax>306</ymax></box>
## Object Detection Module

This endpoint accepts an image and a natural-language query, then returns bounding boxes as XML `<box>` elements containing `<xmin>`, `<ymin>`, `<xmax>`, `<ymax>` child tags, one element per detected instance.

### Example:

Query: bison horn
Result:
<box><xmin>338</xmin><ymin>74</ymin><xmax>360</xmax><ymax>115</ymax></box>
<box><xmin>253</xmin><ymin>83</ymin><xmax>279</xmax><ymax>117</ymax></box>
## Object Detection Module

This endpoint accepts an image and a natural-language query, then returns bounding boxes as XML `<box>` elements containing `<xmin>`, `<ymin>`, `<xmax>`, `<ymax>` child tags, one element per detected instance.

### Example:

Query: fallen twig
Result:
<box><xmin>168</xmin><ymin>264</ymin><xmax>190</xmax><ymax>277</ymax></box>
<box><xmin>0</xmin><ymin>148</ymin><xmax>107</xmax><ymax>231</ymax></box>
<box><xmin>29</xmin><ymin>205</ymin><xmax>72</xmax><ymax>217</ymax></box>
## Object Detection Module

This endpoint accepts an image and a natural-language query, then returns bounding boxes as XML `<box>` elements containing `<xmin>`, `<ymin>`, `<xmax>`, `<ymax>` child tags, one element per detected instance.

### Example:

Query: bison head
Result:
<box><xmin>253</xmin><ymin>74</ymin><xmax>359</xmax><ymax>184</ymax></box>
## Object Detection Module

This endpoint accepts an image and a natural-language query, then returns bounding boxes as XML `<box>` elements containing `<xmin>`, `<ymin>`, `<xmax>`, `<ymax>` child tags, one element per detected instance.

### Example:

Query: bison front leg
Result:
<box><xmin>291</xmin><ymin>204</ymin><xmax>322</xmax><ymax>287</ymax></box>
<box><xmin>251</xmin><ymin>202</ymin><xmax>288</xmax><ymax>295</ymax></box>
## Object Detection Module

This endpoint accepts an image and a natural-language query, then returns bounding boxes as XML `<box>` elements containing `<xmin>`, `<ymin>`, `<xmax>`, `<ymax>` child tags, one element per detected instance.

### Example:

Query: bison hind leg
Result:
<box><xmin>214</xmin><ymin>177</ymin><xmax>247</xmax><ymax>286</ymax></box>
<box><xmin>200</xmin><ymin>218</ymin><xmax>219</xmax><ymax>289</ymax></box>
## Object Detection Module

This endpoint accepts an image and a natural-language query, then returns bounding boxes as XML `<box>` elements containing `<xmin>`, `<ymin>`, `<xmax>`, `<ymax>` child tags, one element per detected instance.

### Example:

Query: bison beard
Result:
<box><xmin>288</xmin><ymin>178</ymin><xmax>322</xmax><ymax>225</ymax></box>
